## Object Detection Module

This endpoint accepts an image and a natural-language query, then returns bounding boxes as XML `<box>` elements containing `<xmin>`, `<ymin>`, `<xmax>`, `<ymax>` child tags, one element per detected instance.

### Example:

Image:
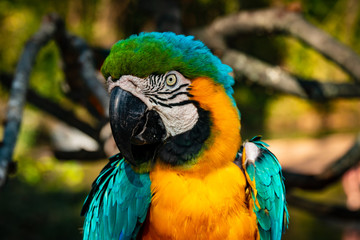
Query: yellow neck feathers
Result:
<box><xmin>188</xmin><ymin>77</ymin><xmax>241</xmax><ymax>173</ymax></box>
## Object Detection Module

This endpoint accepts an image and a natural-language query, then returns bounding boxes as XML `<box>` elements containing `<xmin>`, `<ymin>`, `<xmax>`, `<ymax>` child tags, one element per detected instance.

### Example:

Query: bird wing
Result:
<box><xmin>81</xmin><ymin>153</ymin><xmax>152</xmax><ymax>240</ymax></box>
<box><xmin>238</xmin><ymin>136</ymin><xmax>289</xmax><ymax>240</ymax></box>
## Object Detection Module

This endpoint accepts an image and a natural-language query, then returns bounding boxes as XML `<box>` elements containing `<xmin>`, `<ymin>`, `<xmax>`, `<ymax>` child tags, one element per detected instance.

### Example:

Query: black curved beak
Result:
<box><xmin>109</xmin><ymin>87</ymin><xmax>166</xmax><ymax>165</ymax></box>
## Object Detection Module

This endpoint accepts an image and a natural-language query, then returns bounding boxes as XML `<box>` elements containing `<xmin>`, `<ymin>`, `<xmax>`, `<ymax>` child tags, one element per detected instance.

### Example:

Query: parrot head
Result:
<box><xmin>102</xmin><ymin>32</ymin><xmax>241</xmax><ymax>172</ymax></box>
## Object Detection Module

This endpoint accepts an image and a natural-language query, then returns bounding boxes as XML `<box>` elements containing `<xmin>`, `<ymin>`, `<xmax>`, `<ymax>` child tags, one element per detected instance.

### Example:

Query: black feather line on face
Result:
<box><xmin>146</xmin><ymin>94</ymin><xmax>169</xmax><ymax>101</ymax></box>
<box><xmin>167</xmin><ymin>91</ymin><xmax>193</xmax><ymax>100</ymax></box>
<box><xmin>157</xmin><ymin>83</ymin><xmax>189</xmax><ymax>94</ymax></box>
<box><xmin>157</xmin><ymin>105</ymin><xmax>211</xmax><ymax>166</ymax></box>
<box><xmin>168</xmin><ymin>100</ymin><xmax>196</xmax><ymax>107</ymax></box>
<box><xmin>157</xmin><ymin>101</ymin><xmax>172</xmax><ymax>108</ymax></box>
<box><xmin>149</xmin><ymin>97</ymin><xmax>158</xmax><ymax>105</ymax></box>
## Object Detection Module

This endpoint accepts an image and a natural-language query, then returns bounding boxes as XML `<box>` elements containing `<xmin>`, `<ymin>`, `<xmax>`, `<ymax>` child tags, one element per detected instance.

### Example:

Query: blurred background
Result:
<box><xmin>0</xmin><ymin>0</ymin><xmax>360</xmax><ymax>239</ymax></box>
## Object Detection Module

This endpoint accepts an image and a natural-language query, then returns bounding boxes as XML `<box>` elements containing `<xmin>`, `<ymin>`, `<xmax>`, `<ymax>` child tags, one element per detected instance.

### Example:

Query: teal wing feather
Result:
<box><xmin>243</xmin><ymin>136</ymin><xmax>289</xmax><ymax>240</ymax></box>
<box><xmin>81</xmin><ymin>153</ymin><xmax>152</xmax><ymax>240</ymax></box>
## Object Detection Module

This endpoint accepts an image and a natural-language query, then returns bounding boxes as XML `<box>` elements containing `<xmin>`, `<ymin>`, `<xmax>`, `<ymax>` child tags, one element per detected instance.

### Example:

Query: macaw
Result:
<box><xmin>81</xmin><ymin>32</ymin><xmax>289</xmax><ymax>240</ymax></box>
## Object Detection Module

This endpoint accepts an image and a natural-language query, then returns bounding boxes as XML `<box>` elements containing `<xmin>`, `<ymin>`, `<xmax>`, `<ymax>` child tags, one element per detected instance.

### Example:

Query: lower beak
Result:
<box><xmin>109</xmin><ymin>87</ymin><xmax>166</xmax><ymax>165</ymax></box>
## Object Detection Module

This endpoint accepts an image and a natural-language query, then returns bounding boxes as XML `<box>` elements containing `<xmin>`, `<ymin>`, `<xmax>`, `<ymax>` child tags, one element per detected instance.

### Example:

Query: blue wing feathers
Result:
<box><xmin>81</xmin><ymin>154</ymin><xmax>152</xmax><ymax>240</ymax></box>
<box><xmin>244</xmin><ymin>136</ymin><xmax>289</xmax><ymax>240</ymax></box>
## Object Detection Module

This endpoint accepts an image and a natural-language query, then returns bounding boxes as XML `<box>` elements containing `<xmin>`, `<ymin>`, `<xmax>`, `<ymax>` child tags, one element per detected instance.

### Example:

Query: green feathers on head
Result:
<box><xmin>101</xmin><ymin>32</ymin><xmax>235</xmax><ymax>97</ymax></box>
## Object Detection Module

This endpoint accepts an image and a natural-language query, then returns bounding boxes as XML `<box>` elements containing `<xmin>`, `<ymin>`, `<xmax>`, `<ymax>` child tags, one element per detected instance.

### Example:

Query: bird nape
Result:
<box><xmin>81</xmin><ymin>32</ymin><xmax>289</xmax><ymax>240</ymax></box>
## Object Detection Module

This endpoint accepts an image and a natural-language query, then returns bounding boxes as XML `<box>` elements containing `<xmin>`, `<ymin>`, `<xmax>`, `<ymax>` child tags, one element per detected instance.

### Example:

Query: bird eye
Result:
<box><xmin>165</xmin><ymin>74</ymin><xmax>177</xmax><ymax>86</ymax></box>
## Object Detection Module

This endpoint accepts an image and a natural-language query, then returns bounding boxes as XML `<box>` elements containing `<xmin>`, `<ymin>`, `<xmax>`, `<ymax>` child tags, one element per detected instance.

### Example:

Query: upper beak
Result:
<box><xmin>109</xmin><ymin>87</ymin><xmax>166</xmax><ymax>165</ymax></box>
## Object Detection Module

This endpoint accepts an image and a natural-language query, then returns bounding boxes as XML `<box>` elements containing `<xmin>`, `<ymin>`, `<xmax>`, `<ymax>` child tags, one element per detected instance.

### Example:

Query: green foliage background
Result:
<box><xmin>0</xmin><ymin>0</ymin><xmax>359</xmax><ymax>239</ymax></box>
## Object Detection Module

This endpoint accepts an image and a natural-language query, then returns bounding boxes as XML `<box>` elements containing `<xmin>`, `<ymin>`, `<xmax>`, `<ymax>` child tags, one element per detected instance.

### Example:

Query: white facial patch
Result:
<box><xmin>107</xmin><ymin>75</ymin><xmax>154</xmax><ymax>109</ymax></box>
<box><xmin>108</xmin><ymin>71</ymin><xmax>199</xmax><ymax>138</ymax></box>
<box><xmin>244</xmin><ymin>142</ymin><xmax>261</xmax><ymax>165</ymax></box>
<box><xmin>157</xmin><ymin>99</ymin><xmax>198</xmax><ymax>138</ymax></box>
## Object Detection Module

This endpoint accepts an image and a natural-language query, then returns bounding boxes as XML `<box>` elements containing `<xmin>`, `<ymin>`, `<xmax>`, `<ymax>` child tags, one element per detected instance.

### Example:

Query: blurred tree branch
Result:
<box><xmin>53</xmin><ymin>149</ymin><xmax>106</xmax><ymax>161</ymax></box>
<box><xmin>51</xmin><ymin>13</ymin><xmax>109</xmax><ymax>119</ymax></box>
<box><xmin>193</xmin><ymin>7</ymin><xmax>360</xmax><ymax>82</ymax></box>
<box><xmin>0</xmin><ymin>73</ymin><xmax>101</xmax><ymax>141</ymax></box>
<box><xmin>287</xmin><ymin>194</ymin><xmax>360</xmax><ymax>220</ymax></box>
<box><xmin>0</xmin><ymin>15</ymin><xmax>57</xmax><ymax>186</ymax></box>
<box><xmin>284</xmin><ymin>133</ymin><xmax>360</xmax><ymax>191</ymax></box>
<box><xmin>222</xmin><ymin>50</ymin><xmax>360</xmax><ymax>101</ymax></box>
<box><xmin>0</xmin><ymin>14</ymin><xmax>109</xmax><ymax>186</ymax></box>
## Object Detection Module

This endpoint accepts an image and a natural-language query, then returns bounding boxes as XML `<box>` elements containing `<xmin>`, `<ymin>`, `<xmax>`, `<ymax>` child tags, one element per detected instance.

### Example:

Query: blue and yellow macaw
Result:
<box><xmin>81</xmin><ymin>32</ymin><xmax>289</xmax><ymax>240</ymax></box>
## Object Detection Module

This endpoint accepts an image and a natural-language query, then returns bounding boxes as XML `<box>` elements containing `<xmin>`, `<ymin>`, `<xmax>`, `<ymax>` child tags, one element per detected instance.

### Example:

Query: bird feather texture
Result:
<box><xmin>81</xmin><ymin>154</ymin><xmax>152</xmax><ymax>240</ymax></box>
<box><xmin>242</xmin><ymin>136</ymin><xmax>289</xmax><ymax>240</ymax></box>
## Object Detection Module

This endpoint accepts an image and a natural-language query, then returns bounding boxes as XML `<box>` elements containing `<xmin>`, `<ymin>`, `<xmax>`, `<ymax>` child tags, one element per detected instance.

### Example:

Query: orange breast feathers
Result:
<box><xmin>144</xmin><ymin>163</ymin><xmax>259</xmax><ymax>240</ymax></box>
<box><xmin>142</xmin><ymin>77</ymin><xmax>258</xmax><ymax>239</ymax></box>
